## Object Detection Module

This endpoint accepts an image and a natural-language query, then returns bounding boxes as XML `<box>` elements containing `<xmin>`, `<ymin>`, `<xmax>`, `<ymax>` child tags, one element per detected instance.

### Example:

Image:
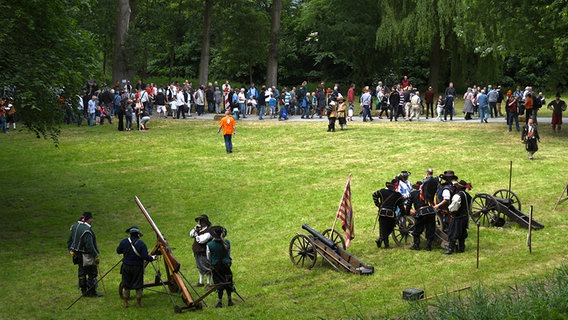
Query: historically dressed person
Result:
<box><xmin>445</xmin><ymin>180</ymin><xmax>473</xmax><ymax>254</ymax></box>
<box><xmin>396</xmin><ymin>171</ymin><xmax>412</xmax><ymax>199</ymax></box>
<box><xmin>434</xmin><ymin>170</ymin><xmax>458</xmax><ymax>233</ymax></box>
<box><xmin>189</xmin><ymin>214</ymin><xmax>213</xmax><ymax>287</ymax></box>
<box><xmin>67</xmin><ymin>212</ymin><xmax>102</xmax><ymax>297</ymax></box>
<box><xmin>116</xmin><ymin>227</ymin><xmax>155</xmax><ymax>307</ymax></box>
<box><xmin>547</xmin><ymin>93</ymin><xmax>567</xmax><ymax>133</ymax></box>
<box><xmin>207</xmin><ymin>226</ymin><xmax>234</xmax><ymax>308</ymax></box>
<box><xmin>406</xmin><ymin>181</ymin><xmax>436</xmax><ymax>251</ymax></box>
<box><xmin>218</xmin><ymin>110</ymin><xmax>236</xmax><ymax>154</ymax></box>
<box><xmin>521</xmin><ymin>117</ymin><xmax>540</xmax><ymax>160</ymax></box>
<box><xmin>326</xmin><ymin>99</ymin><xmax>337</xmax><ymax>132</ymax></box>
<box><xmin>336</xmin><ymin>96</ymin><xmax>347</xmax><ymax>130</ymax></box>
<box><xmin>372</xmin><ymin>180</ymin><xmax>405</xmax><ymax>249</ymax></box>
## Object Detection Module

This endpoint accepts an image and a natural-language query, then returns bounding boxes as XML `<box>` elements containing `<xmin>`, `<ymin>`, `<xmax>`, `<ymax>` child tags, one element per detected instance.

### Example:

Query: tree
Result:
<box><xmin>198</xmin><ymin>0</ymin><xmax>214</xmax><ymax>86</ymax></box>
<box><xmin>0</xmin><ymin>0</ymin><xmax>97</xmax><ymax>144</ymax></box>
<box><xmin>376</xmin><ymin>0</ymin><xmax>462</xmax><ymax>92</ymax></box>
<box><xmin>266</xmin><ymin>0</ymin><xmax>282</xmax><ymax>88</ymax></box>
<box><xmin>112</xmin><ymin>0</ymin><xmax>135</xmax><ymax>84</ymax></box>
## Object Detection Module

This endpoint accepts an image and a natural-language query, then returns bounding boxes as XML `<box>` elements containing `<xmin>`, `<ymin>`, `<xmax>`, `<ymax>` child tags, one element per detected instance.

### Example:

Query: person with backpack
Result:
<box><xmin>445</xmin><ymin>180</ymin><xmax>473</xmax><ymax>254</ymax></box>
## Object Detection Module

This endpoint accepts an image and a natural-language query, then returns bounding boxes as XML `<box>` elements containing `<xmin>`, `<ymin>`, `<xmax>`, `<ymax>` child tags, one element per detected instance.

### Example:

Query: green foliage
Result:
<box><xmin>404</xmin><ymin>264</ymin><xmax>568</xmax><ymax>319</ymax></box>
<box><xmin>0</xmin><ymin>0</ymin><xmax>98</xmax><ymax>144</ymax></box>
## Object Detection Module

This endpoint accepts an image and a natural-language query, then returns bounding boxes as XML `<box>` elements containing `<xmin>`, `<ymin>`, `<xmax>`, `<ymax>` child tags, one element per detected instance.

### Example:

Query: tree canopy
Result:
<box><xmin>2</xmin><ymin>0</ymin><xmax>568</xmax><ymax>141</ymax></box>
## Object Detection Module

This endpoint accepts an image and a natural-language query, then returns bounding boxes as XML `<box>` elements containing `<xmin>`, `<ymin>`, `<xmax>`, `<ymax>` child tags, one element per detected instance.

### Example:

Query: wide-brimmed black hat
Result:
<box><xmin>125</xmin><ymin>226</ymin><xmax>143</xmax><ymax>236</ymax></box>
<box><xmin>195</xmin><ymin>214</ymin><xmax>211</xmax><ymax>225</ymax></box>
<box><xmin>454</xmin><ymin>180</ymin><xmax>472</xmax><ymax>190</ymax></box>
<box><xmin>443</xmin><ymin>170</ymin><xmax>458</xmax><ymax>180</ymax></box>
<box><xmin>209</xmin><ymin>226</ymin><xmax>227</xmax><ymax>239</ymax></box>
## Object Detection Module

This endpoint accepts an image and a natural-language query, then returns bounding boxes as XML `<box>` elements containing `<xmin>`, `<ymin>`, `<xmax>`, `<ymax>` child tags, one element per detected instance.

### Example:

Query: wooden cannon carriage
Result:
<box><xmin>470</xmin><ymin>189</ymin><xmax>544</xmax><ymax>229</ymax></box>
<box><xmin>289</xmin><ymin>224</ymin><xmax>374</xmax><ymax>275</ymax></box>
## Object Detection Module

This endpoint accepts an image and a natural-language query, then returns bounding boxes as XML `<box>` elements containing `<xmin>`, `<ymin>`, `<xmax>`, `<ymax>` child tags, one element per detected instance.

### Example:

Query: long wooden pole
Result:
<box><xmin>331</xmin><ymin>174</ymin><xmax>351</xmax><ymax>234</ymax></box>
<box><xmin>508</xmin><ymin>161</ymin><xmax>513</xmax><ymax>193</ymax></box>
<box><xmin>527</xmin><ymin>205</ymin><xmax>533</xmax><ymax>254</ymax></box>
<box><xmin>420</xmin><ymin>286</ymin><xmax>472</xmax><ymax>301</ymax></box>
<box><xmin>476</xmin><ymin>223</ymin><xmax>480</xmax><ymax>269</ymax></box>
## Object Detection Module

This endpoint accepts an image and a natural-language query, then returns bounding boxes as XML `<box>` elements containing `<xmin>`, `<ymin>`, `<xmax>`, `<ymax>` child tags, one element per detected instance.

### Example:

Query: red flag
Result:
<box><xmin>336</xmin><ymin>175</ymin><xmax>354</xmax><ymax>248</ymax></box>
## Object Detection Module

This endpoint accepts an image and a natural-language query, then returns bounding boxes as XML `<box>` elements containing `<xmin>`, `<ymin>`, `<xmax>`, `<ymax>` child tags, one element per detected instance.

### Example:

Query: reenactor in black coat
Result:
<box><xmin>373</xmin><ymin>180</ymin><xmax>404</xmax><ymax>249</ymax></box>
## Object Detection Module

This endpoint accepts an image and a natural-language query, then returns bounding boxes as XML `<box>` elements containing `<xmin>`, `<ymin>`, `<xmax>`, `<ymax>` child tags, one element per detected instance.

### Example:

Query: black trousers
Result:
<box><xmin>378</xmin><ymin>216</ymin><xmax>396</xmax><ymax>246</ymax></box>
<box><xmin>412</xmin><ymin>214</ymin><xmax>436</xmax><ymax>246</ymax></box>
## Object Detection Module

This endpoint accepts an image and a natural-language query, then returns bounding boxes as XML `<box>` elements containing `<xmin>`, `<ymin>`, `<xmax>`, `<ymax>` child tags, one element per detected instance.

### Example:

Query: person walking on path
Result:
<box><xmin>218</xmin><ymin>110</ymin><xmax>236</xmax><ymax>154</ymax></box>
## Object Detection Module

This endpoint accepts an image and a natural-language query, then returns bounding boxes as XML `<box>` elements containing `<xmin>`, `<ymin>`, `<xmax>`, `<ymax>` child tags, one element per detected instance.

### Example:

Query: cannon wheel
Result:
<box><xmin>289</xmin><ymin>234</ymin><xmax>317</xmax><ymax>269</ymax></box>
<box><xmin>471</xmin><ymin>193</ymin><xmax>500</xmax><ymax>227</ymax></box>
<box><xmin>434</xmin><ymin>214</ymin><xmax>449</xmax><ymax>248</ymax></box>
<box><xmin>493</xmin><ymin>189</ymin><xmax>521</xmax><ymax>211</ymax></box>
<box><xmin>322</xmin><ymin>228</ymin><xmax>346</xmax><ymax>250</ymax></box>
<box><xmin>392</xmin><ymin>215</ymin><xmax>415</xmax><ymax>247</ymax></box>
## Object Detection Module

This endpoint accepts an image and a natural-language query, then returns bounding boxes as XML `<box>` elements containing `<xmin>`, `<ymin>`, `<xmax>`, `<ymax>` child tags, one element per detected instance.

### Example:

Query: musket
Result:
<box><xmin>66</xmin><ymin>257</ymin><xmax>122</xmax><ymax>310</ymax></box>
<box><xmin>135</xmin><ymin>196</ymin><xmax>180</xmax><ymax>272</ymax></box>
<box><xmin>134</xmin><ymin>196</ymin><xmax>204</xmax><ymax>311</ymax></box>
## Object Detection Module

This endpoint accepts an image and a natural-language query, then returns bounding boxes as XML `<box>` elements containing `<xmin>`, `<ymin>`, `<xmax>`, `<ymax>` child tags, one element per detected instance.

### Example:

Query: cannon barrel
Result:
<box><xmin>301</xmin><ymin>224</ymin><xmax>338</xmax><ymax>251</ymax></box>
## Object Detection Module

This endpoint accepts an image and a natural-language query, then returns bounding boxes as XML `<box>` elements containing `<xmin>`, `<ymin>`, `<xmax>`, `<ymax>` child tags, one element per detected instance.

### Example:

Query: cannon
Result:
<box><xmin>289</xmin><ymin>224</ymin><xmax>374</xmax><ymax>275</ymax></box>
<box><xmin>470</xmin><ymin>189</ymin><xmax>544</xmax><ymax>229</ymax></box>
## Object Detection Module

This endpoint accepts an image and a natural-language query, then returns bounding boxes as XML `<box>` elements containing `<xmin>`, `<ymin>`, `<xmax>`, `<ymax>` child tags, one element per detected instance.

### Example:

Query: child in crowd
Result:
<box><xmin>269</xmin><ymin>94</ymin><xmax>277</xmax><ymax>118</ymax></box>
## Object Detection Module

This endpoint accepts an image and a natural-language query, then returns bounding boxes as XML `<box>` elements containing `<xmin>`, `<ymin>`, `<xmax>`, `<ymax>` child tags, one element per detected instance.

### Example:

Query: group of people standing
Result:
<box><xmin>372</xmin><ymin>169</ymin><xmax>473</xmax><ymax>255</ymax></box>
<box><xmin>189</xmin><ymin>214</ymin><xmax>234</xmax><ymax>308</ymax></box>
<box><xmin>67</xmin><ymin>211</ymin><xmax>234</xmax><ymax>309</ymax></box>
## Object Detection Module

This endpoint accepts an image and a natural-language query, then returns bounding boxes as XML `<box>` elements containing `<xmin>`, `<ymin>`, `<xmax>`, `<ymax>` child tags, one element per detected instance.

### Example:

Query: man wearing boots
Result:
<box><xmin>406</xmin><ymin>182</ymin><xmax>436</xmax><ymax>251</ymax></box>
<box><xmin>189</xmin><ymin>214</ymin><xmax>213</xmax><ymax>288</ymax></box>
<box><xmin>67</xmin><ymin>212</ymin><xmax>102</xmax><ymax>297</ymax></box>
<box><xmin>372</xmin><ymin>179</ymin><xmax>405</xmax><ymax>249</ymax></box>
<box><xmin>116</xmin><ymin>227</ymin><xmax>155</xmax><ymax>307</ymax></box>
<box><xmin>207</xmin><ymin>226</ymin><xmax>234</xmax><ymax>308</ymax></box>
<box><xmin>445</xmin><ymin>180</ymin><xmax>473</xmax><ymax>254</ymax></box>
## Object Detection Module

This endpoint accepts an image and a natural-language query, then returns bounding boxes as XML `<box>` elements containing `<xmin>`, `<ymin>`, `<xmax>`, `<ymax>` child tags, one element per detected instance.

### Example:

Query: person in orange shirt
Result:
<box><xmin>217</xmin><ymin>110</ymin><xmax>236</xmax><ymax>154</ymax></box>
<box><xmin>524</xmin><ymin>92</ymin><xmax>534</xmax><ymax>123</ymax></box>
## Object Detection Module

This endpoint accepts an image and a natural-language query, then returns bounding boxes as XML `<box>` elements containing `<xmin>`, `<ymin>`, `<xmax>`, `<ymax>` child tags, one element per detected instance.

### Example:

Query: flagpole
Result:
<box><xmin>331</xmin><ymin>174</ymin><xmax>351</xmax><ymax>234</ymax></box>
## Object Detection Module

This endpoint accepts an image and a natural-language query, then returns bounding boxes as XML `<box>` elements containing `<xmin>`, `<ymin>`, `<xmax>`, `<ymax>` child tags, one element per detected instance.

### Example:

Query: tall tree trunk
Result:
<box><xmin>198</xmin><ymin>0</ymin><xmax>213</xmax><ymax>87</ymax></box>
<box><xmin>112</xmin><ymin>0</ymin><xmax>133</xmax><ymax>84</ymax></box>
<box><xmin>429</xmin><ymin>33</ymin><xmax>441</xmax><ymax>94</ymax></box>
<box><xmin>266</xmin><ymin>0</ymin><xmax>282</xmax><ymax>88</ymax></box>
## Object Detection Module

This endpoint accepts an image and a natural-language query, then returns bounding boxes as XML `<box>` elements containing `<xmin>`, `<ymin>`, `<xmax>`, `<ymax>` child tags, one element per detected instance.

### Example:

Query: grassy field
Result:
<box><xmin>1</xmin><ymin>113</ymin><xmax>567</xmax><ymax>320</ymax></box>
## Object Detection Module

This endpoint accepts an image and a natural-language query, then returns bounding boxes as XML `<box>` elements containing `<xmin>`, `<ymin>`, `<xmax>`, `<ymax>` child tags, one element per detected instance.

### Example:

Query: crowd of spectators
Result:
<box><xmin>57</xmin><ymin>77</ymin><xmax>565</xmax><ymax>134</ymax></box>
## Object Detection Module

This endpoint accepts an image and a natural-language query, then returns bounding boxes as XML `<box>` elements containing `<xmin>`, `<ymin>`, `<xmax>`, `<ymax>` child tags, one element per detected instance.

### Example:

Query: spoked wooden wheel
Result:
<box><xmin>434</xmin><ymin>213</ymin><xmax>449</xmax><ymax>248</ymax></box>
<box><xmin>392</xmin><ymin>215</ymin><xmax>415</xmax><ymax>247</ymax></box>
<box><xmin>493</xmin><ymin>189</ymin><xmax>521</xmax><ymax>211</ymax></box>
<box><xmin>322</xmin><ymin>228</ymin><xmax>346</xmax><ymax>250</ymax></box>
<box><xmin>471</xmin><ymin>193</ymin><xmax>500</xmax><ymax>227</ymax></box>
<box><xmin>289</xmin><ymin>234</ymin><xmax>317</xmax><ymax>269</ymax></box>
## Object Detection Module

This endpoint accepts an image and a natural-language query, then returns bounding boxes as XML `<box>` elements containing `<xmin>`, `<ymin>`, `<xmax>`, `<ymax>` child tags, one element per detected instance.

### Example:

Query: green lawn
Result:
<box><xmin>1</xmin><ymin>116</ymin><xmax>567</xmax><ymax>319</ymax></box>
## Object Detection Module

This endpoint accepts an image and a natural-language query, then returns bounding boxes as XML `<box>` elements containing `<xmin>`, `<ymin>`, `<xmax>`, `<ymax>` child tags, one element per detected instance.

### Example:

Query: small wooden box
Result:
<box><xmin>402</xmin><ymin>288</ymin><xmax>424</xmax><ymax>301</ymax></box>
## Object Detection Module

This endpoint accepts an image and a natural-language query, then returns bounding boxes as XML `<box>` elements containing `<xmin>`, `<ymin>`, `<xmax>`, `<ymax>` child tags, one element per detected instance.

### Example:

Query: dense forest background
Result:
<box><xmin>1</xmin><ymin>0</ymin><xmax>568</xmax><ymax>136</ymax></box>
